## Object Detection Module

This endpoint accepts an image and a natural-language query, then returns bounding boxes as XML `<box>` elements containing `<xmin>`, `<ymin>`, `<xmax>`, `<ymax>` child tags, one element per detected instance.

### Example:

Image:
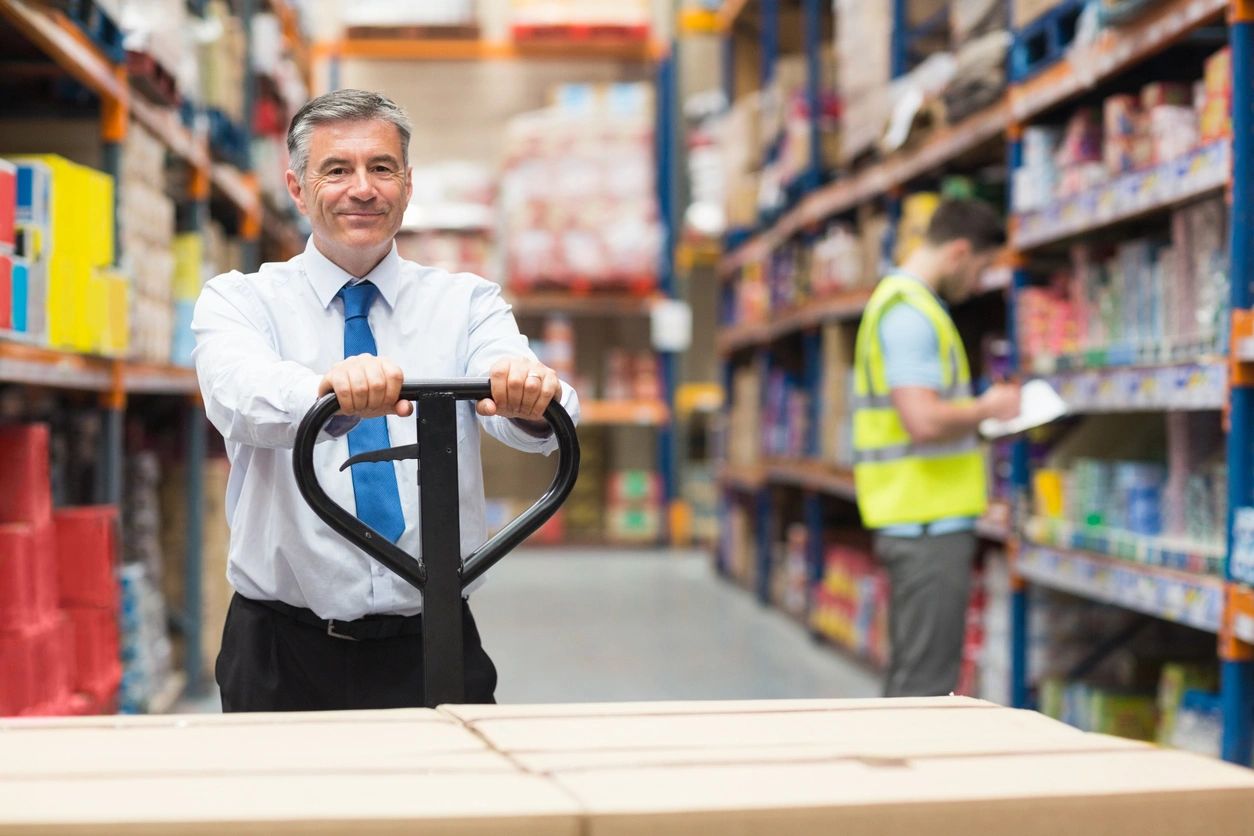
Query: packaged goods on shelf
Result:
<box><xmin>763</xmin><ymin>51</ymin><xmax>840</xmax><ymax>195</ymax></box>
<box><xmin>833</xmin><ymin>0</ymin><xmax>893</xmax><ymax>162</ymax></box>
<box><xmin>683</xmin><ymin>463</ymin><xmax>720</xmax><ymax>545</ymax></box>
<box><xmin>809</xmin><ymin>541</ymin><xmax>888</xmax><ymax>666</ymax></box>
<box><xmin>1199</xmin><ymin>47</ymin><xmax>1232</xmax><ymax>144</ymax></box>
<box><xmin>727</xmin><ymin>364</ymin><xmax>762</xmax><ymax>468</ymax></box>
<box><xmin>198</xmin><ymin>1</ymin><xmax>248</xmax><ymax>127</ymax></box>
<box><xmin>508</xmin><ymin>0</ymin><xmax>651</xmax><ymax>30</ymax></box>
<box><xmin>119</xmin><ymin>0</ymin><xmax>195</xmax><ymax>95</ymax></box>
<box><xmin>721</xmin><ymin>498</ymin><xmax>756</xmax><ymax>590</ymax></box>
<box><xmin>818</xmin><ymin>321</ymin><xmax>854</xmax><ymax>469</ymax></box>
<box><xmin>501</xmin><ymin>84</ymin><xmax>660</xmax><ymax>292</ymax></box>
<box><xmin>762</xmin><ymin>366</ymin><xmax>810</xmax><ymax>460</ymax></box>
<box><xmin>602</xmin><ymin>350</ymin><xmax>663</xmax><ymax>402</ymax></box>
<box><xmin>894</xmin><ymin>192</ymin><xmax>941</xmax><ymax>264</ymax></box>
<box><xmin>7</xmin><ymin>155</ymin><xmax>117</xmax><ymax>352</ymax></box>
<box><xmin>0</xmin><ymin>159</ymin><xmax>16</xmax><ymax>251</ymax></box>
<box><xmin>117</xmin><ymin>563</ymin><xmax>174</xmax><ymax>713</ymax></box>
<box><xmin>721</xmin><ymin>94</ymin><xmax>763</xmax><ymax>231</ymax></box>
<box><xmin>943</xmin><ymin>30</ymin><xmax>1012</xmax><ymax>123</ymax></box>
<box><xmin>119</xmin><ymin>122</ymin><xmax>174</xmax><ymax>362</ymax></box>
<box><xmin>1019</xmin><ymin>196</ymin><xmax>1229</xmax><ymax>367</ymax></box>
<box><xmin>342</xmin><ymin>0</ymin><xmax>476</xmax><ymax>27</ymax></box>
<box><xmin>771</xmin><ymin>524</ymin><xmax>810</xmax><ymax>620</ymax></box>
<box><xmin>951</xmin><ymin>0</ymin><xmax>1008</xmax><ymax>46</ymax></box>
<box><xmin>1158</xmin><ymin>661</ymin><xmax>1218</xmax><ymax>748</ymax></box>
<box><xmin>606</xmin><ymin>469</ymin><xmax>662</xmax><ymax>544</ymax></box>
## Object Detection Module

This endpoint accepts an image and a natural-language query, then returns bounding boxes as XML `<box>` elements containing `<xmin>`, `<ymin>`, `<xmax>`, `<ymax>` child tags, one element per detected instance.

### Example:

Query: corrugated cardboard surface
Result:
<box><xmin>3</xmin><ymin>698</ymin><xmax>1253</xmax><ymax>834</ymax></box>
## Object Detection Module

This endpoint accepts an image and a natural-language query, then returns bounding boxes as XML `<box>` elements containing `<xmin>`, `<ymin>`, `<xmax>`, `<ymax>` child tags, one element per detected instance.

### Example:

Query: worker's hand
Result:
<box><xmin>978</xmin><ymin>382</ymin><xmax>1021</xmax><ymax>422</ymax></box>
<box><xmin>319</xmin><ymin>355</ymin><xmax>414</xmax><ymax>418</ymax></box>
<box><xmin>479</xmin><ymin>357</ymin><xmax>560</xmax><ymax>424</ymax></box>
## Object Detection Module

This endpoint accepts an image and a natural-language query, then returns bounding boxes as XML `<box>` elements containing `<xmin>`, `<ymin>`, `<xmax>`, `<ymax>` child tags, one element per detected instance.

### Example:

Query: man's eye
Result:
<box><xmin>373</xmin><ymin>166</ymin><xmax>393</xmax><ymax>174</ymax></box>
<box><xmin>328</xmin><ymin>168</ymin><xmax>347</xmax><ymax>176</ymax></box>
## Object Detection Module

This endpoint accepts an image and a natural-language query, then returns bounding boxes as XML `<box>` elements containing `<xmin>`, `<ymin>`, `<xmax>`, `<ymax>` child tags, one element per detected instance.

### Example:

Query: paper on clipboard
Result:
<box><xmin>979</xmin><ymin>379</ymin><xmax>1068</xmax><ymax>439</ymax></box>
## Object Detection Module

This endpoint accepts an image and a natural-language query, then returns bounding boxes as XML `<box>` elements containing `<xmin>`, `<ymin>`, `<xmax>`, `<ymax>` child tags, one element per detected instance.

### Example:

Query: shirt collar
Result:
<box><xmin>303</xmin><ymin>236</ymin><xmax>401</xmax><ymax>310</ymax></box>
<box><xmin>891</xmin><ymin>267</ymin><xmax>947</xmax><ymax>309</ymax></box>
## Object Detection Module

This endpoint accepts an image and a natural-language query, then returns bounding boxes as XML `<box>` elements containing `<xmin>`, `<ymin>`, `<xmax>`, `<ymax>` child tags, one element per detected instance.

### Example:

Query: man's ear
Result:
<box><xmin>285</xmin><ymin>169</ymin><xmax>307</xmax><ymax>215</ymax></box>
<box><xmin>405</xmin><ymin>166</ymin><xmax>414</xmax><ymax>205</ymax></box>
<box><xmin>944</xmin><ymin>238</ymin><xmax>973</xmax><ymax>271</ymax></box>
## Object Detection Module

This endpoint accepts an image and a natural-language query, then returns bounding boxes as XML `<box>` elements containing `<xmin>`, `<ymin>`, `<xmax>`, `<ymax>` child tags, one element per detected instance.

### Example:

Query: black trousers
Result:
<box><xmin>216</xmin><ymin>593</ymin><xmax>498</xmax><ymax>712</ymax></box>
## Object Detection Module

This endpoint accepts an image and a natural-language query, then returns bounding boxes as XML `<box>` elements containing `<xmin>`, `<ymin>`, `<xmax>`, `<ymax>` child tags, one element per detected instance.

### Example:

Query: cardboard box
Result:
<box><xmin>2</xmin><ymin>699</ymin><xmax>1253</xmax><ymax>833</ymax></box>
<box><xmin>0</xmin><ymin>711</ymin><xmax>582</xmax><ymax>835</ymax></box>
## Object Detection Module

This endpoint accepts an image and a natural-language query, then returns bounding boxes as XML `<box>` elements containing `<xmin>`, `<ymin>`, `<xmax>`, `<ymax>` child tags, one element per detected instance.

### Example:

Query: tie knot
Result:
<box><xmin>338</xmin><ymin>281</ymin><xmax>379</xmax><ymax>320</ymax></box>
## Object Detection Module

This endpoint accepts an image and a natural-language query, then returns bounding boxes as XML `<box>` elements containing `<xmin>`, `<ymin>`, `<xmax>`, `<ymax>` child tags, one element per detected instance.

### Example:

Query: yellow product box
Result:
<box><xmin>172</xmin><ymin>232</ymin><xmax>205</xmax><ymax>300</ymax></box>
<box><xmin>10</xmin><ymin>155</ymin><xmax>114</xmax><ymax>351</ymax></box>
<box><xmin>91</xmin><ymin>266</ymin><xmax>130</xmax><ymax>356</ymax></box>
<box><xmin>1032</xmin><ymin>468</ymin><xmax>1066</xmax><ymax>519</ymax></box>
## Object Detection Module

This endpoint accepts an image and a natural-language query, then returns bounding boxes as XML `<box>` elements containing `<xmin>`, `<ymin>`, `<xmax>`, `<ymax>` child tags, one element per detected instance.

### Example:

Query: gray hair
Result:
<box><xmin>287</xmin><ymin>89</ymin><xmax>412</xmax><ymax>181</ymax></box>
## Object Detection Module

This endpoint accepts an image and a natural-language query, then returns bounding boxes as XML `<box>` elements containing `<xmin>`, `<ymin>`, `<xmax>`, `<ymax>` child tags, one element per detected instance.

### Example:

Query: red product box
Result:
<box><xmin>0</xmin><ymin>159</ymin><xmax>14</xmax><ymax>250</ymax></box>
<box><xmin>28</xmin><ymin>523</ymin><xmax>57</xmax><ymax>618</ymax></box>
<box><xmin>65</xmin><ymin>605</ymin><xmax>120</xmax><ymax>696</ymax></box>
<box><xmin>24</xmin><ymin>614</ymin><xmax>72</xmax><ymax>711</ymax></box>
<box><xmin>53</xmin><ymin>506</ymin><xmax>119</xmax><ymax>609</ymax></box>
<box><xmin>0</xmin><ymin>626</ymin><xmax>33</xmax><ymax>715</ymax></box>
<box><xmin>0</xmin><ymin>423</ymin><xmax>52</xmax><ymax>526</ymax></box>
<box><xmin>0</xmin><ymin>251</ymin><xmax>10</xmax><ymax>331</ymax></box>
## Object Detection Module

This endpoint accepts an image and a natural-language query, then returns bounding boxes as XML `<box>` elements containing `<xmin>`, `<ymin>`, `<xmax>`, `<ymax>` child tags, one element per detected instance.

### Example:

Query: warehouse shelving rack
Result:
<box><xmin>711</xmin><ymin>0</ymin><xmax>1254</xmax><ymax>763</ymax></box>
<box><xmin>311</xmin><ymin>24</ymin><xmax>684</xmax><ymax>547</ymax></box>
<box><xmin>0</xmin><ymin>0</ymin><xmax>311</xmax><ymax>703</ymax></box>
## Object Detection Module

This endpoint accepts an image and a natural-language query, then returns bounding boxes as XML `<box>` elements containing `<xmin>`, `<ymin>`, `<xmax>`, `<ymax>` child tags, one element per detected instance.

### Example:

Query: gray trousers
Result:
<box><xmin>874</xmin><ymin>530</ymin><xmax>976</xmax><ymax>698</ymax></box>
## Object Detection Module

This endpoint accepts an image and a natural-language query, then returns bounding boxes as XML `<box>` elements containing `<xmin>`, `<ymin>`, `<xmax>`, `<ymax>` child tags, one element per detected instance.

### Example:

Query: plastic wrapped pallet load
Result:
<box><xmin>2</xmin><ymin>697</ymin><xmax>1253</xmax><ymax>832</ymax></box>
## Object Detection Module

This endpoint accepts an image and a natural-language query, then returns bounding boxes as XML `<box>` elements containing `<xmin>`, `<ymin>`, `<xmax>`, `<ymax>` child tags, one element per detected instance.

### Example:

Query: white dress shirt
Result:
<box><xmin>192</xmin><ymin>237</ymin><xmax>580</xmax><ymax>620</ymax></box>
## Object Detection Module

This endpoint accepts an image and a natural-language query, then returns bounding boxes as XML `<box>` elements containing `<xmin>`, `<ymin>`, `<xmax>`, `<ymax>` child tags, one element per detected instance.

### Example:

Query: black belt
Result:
<box><xmin>249</xmin><ymin>595</ymin><xmax>430</xmax><ymax>641</ymax></box>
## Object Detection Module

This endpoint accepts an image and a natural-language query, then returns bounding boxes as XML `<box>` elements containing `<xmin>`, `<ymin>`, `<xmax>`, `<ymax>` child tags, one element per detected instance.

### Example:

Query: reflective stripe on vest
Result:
<box><xmin>851</xmin><ymin>274</ymin><xmax>987</xmax><ymax>529</ymax></box>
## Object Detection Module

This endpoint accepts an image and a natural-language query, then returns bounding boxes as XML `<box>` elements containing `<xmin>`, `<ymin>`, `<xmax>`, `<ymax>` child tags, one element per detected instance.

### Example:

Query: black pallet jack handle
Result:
<box><xmin>292</xmin><ymin>379</ymin><xmax>580</xmax><ymax>707</ymax></box>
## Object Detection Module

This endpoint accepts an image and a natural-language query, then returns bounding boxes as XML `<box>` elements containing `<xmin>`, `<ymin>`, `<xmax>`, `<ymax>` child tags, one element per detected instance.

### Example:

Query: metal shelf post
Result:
<box><xmin>183</xmin><ymin>406</ymin><xmax>207</xmax><ymax>696</ymax></box>
<box><xmin>1222</xmin><ymin>3</ymin><xmax>1254</xmax><ymax>765</ymax></box>
<box><xmin>1007</xmin><ymin>130</ymin><xmax>1033</xmax><ymax>710</ymax></box>
<box><xmin>802</xmin><ymin>0</ymin><xmax>824</xmax><ymax>192</ymax></box>
<box><xmin>761</xmin><ymin>0</ymin><xmax>778</xmax><ymax>88</ymax></box>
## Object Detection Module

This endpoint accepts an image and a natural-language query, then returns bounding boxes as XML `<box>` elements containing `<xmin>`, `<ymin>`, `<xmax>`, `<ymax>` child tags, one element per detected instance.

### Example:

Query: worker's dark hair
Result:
<box><xmin>925</xmin><ymin>199</ymin><xmax>1006</xmax><ymax>253</ymax></box>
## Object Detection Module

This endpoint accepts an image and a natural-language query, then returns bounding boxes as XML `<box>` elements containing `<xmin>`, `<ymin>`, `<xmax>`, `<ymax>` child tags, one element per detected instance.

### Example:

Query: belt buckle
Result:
<box><xmin>326</xmin><ymin>619</ymin><xmax>360</xmax><ymax>641</ymax></box>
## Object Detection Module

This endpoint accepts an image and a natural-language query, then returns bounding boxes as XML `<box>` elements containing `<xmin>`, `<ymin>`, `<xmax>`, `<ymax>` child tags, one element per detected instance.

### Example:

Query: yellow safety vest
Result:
<box><xmin>852</xmin><ymin>274</ymin><xmax>987</xmax><ymax>529</ymax></box>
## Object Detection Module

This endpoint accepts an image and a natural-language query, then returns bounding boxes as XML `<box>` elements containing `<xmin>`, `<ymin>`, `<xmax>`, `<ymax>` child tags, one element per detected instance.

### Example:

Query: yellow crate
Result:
<box><xmin>173</xmin><ymin>232</ymin><xmax>205</xmax><ymax>301</ymax></box>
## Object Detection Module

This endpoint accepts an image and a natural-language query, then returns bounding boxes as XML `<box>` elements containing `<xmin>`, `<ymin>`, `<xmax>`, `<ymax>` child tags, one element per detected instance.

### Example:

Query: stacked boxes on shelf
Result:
<box><xmin>721</xmin><ymin>93</ymin><xmax>763</xmax><ymax>233</ymax></box>
<box><xmin>0</xmin><ymin>423</ymin><xmax>126</xmax><ymax>716</ymax></box>
<box><xmin>119</xmin><ymin>451</ymin><xmax>174</xmax><ymax>712</ymax></box>
<box><xmin>726</xmin><ymin>364</ymin><xmax>762</xmax><ymax>469</ymax></box>
<box><xmin>508</xmin><ymin>0</ymin><xmax>652</xmax><ymax>34</ymax></box>
<box><xmin>121</xmin><ymin>122</ymin><xmax>176</xmax><ymax>364</ymax></box>
<box><xmin>160</xmin><ymin>457</ymin><xmax>232</xmax><ymax>680</ymax></box>
<box><xmin>200</xmin><ymin>1</ymin><xmax>248</xmax><ymax>152</ymax></box>
<box><xmin>1017</xmin><ymin>196</ymin><xmax>1229</xmax><ymax>367</ymax></box>
<box><xmin>502</xmin><ymin>83</ymin><xmax>660</xmax><ymax>293</ymax></box>
<box><xmin>1013</xmin><ymin>47</ymin><xmax>1233</xmax><ymax>216</ymax></box>
<box><xmin>171</xmin><ymin>233</ymin><xmax>206</xmax><ymax>366</ymax></box>
<box><xmin>762</xmin><ymin>365</ymin><xmax>810</xmax><ymax>460</ymax></box>
<box><xmin>7</xmin><ymin>156</ymin><xmax>125</xmax><ymax>354</ymax></box>
<box><xmin>771</xmin><ymin>523</ymin><xmax>811</xmax><ymax>620</ymax></box>
<box><xmin>1028</xmin><ymin>412</ymin><xmax>1227</xmax><ymax>574</ymax></box>
<box><xmin>833</xmin><ymin>0</ymin><xmax>893</xmax><ymax>163</ymax></box>
<box><xmin>0</xmin><ymin>425</ymin><xmax>70</xmax><ymax>716</ymax></box>
<box><xmin>758</xmin><ymin>51</ymin><xmax>840</xmax><ymax>210</ymax></box>
<box><xmin>54</xmin><ymin>505</ymin><xmax>124</xmax><ymax>715</ymax></box>
<box><xmin>607</xmin><ymin>469</ymin><xmax>662</xmax><ymax>544</ymax></box>
<box><xmin>809</xmin><ymin>541</ymin><xmax>888</xmax><ymax>667</ymax></box>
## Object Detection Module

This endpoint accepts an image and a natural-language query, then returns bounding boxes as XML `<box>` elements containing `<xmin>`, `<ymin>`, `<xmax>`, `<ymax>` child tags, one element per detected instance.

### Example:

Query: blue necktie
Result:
<box><xmin>338</xmin><ymin>281</ymin><xmax>405</xmax><ymax>543</ymax></box>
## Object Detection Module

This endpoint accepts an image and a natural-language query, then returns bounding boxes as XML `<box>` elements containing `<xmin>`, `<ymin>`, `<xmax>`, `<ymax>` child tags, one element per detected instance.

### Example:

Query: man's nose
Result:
<box><xmin>347</xmin><ymin>168</ymin><xmax>376</xmax><ymax>199</ymax></box>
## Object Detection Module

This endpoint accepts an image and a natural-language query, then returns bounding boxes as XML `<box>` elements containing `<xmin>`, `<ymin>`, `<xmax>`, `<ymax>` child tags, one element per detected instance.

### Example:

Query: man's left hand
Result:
<box><xmin>478</xmin><ymin>357</ymin><xmax>560</xmax><ymax>425</ymax></box>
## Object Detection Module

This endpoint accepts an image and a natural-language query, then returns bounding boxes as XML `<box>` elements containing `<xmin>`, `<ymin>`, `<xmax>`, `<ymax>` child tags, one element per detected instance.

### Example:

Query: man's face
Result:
<box><xmin>286</xmin><ymin>119</ymin><xmax>411</xmax><ymax>261</ymax></box>
<box><xmin>938</xmin><ymin>241</ymin><xmax>995</xmax><ymax>304</ymax></box>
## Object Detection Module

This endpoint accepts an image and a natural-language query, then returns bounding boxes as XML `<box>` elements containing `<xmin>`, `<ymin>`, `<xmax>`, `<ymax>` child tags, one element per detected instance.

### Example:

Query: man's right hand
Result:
<box><xmin>318</xmin><ymin>354</ymin><xmax>413</xmax><ymax>418</ymax></box>
<box><xmin>978</xmin><ymin>382</ymin><xmax>1021</xmax><ymax>422</ymax></box>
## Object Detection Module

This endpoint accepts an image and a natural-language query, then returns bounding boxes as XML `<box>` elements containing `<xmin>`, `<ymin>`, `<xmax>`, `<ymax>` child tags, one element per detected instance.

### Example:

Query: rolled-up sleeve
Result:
<box><xmin>463</xmin><ymin>278</ymin><xmax>581</xmax><ymax>455</ymax></box>
<box><xmin>192</xmin><ymin>273</ymin><xmax>340</xmax><ymax>449</ymax></box>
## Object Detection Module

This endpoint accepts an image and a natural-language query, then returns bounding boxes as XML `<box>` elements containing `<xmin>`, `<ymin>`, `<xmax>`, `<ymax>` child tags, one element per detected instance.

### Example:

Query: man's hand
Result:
<box><xmin>478</xmin><ymin>357</ymin><xmax>560</xmax><ymax>424</ymax></box>
<box><xmin>978</xmin><ymin>382</ymin><xmax>1021</xmax><ymax>422</ymax></box>
<box><xmin>319</xmin><ymin>354</ymin><xmax>413</xmax><ymax>418</ymax></box>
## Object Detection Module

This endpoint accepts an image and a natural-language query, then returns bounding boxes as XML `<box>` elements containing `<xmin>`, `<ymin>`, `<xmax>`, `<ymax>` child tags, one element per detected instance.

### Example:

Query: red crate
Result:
<box><xmin>29</xmin><ymin>523</ymin><xmax>57</xmax><ymax>618</ymax></box>
<box><xmin>0</xmin><ymin>626</ymin><xmax>33</xmax><ymax>715</ymax></box>
<box><xmin>0</xmin><ymin>524</ymin><xmax>36</xmax><ymax>630</ymax></box>
<box><xmin>53</xmin><ymin>506</ymin><xmax>119</xmax><ymax>609</ymax></box>
<box><xmin>0</xmin><ymin>424</ymin><xmax>52</xmax><ymax>527</ymax></box>
<box><xmin>26</xmin><ymin>615</ymin><xmax>71</xmax><ymax>710</ymax></box>
<box><xmin>65</xmin><ymin>605</ymin><xmax>119</xmax><ymax>696</ymax></box>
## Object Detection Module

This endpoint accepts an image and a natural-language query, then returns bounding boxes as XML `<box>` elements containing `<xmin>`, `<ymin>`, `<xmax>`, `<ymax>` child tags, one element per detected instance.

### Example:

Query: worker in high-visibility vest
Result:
<box><xmin>853</xmin><ymin>199</ymin><xmax>1020</xmax><ymax>698</ymax></box>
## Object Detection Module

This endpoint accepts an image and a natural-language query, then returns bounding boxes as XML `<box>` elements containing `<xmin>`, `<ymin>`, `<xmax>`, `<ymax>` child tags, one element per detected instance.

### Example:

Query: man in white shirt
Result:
<box><xmin>192</xmin><ymin>89</ymin><xmax>580</xmax><ymax>712</ymax></box>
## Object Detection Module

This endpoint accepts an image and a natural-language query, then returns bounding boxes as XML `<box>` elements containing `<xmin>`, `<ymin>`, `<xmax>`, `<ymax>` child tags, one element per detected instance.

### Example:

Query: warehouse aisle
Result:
<box><xmin>473</xmin><ymin>549</ymin><xmax>881</xmax><ymax>703</ymax></box>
